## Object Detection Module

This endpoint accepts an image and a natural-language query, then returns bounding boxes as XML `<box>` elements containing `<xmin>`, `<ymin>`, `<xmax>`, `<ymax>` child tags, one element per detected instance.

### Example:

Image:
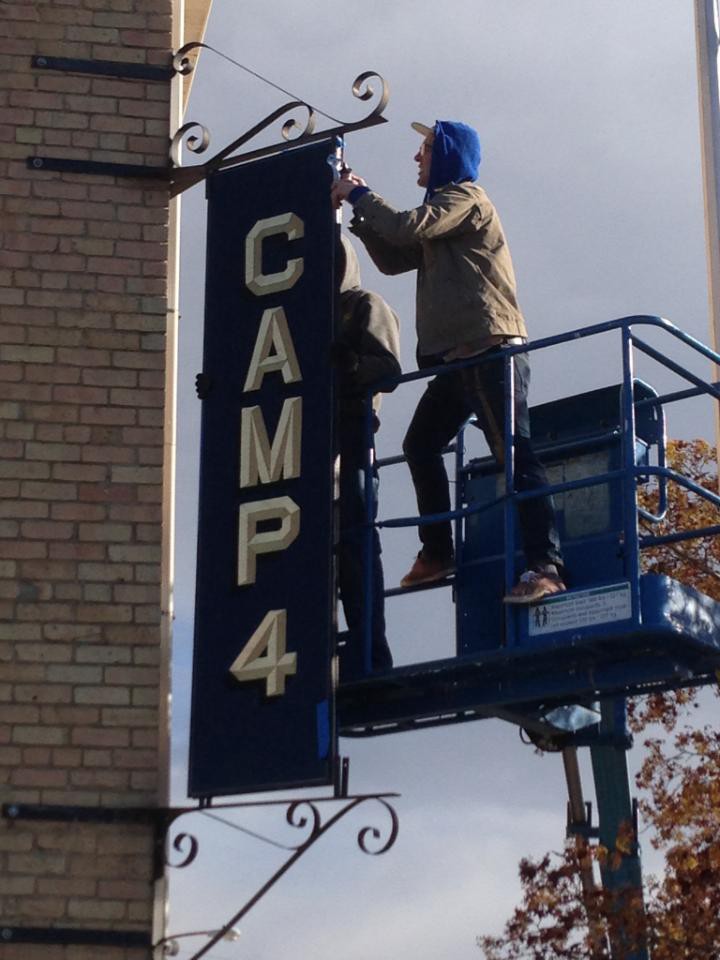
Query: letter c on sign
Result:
<box><xmin>245</xmin><ymin>213</ymin><xmax>304</xmax><ymax>296</ymax></box>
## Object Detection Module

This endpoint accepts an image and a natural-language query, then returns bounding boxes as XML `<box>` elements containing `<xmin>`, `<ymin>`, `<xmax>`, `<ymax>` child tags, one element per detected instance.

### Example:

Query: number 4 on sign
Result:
<box><xmin>229</xmin><ymin>610</ymin><xmax>297</xmax><ymax>697</ymax></box>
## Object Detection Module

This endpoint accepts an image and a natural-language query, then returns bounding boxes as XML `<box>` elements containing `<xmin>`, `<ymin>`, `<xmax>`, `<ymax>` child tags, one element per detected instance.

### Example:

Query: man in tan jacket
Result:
<box><xmin>332</xmin><ymin>120</ymin><xmax>565</xmax><ymax>603</ymax></box>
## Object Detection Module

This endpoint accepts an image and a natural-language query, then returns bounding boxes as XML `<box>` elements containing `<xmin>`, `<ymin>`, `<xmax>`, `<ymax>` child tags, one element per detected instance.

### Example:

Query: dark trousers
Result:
<box><xmin>338</xmin><ymin>416</ymin><xmax>393</xmax><ymax>671</ymax></box>
<box><xmin>402</xmin><ymin>348</ymin><xmax>563</xmax><ymax>572</ymax></box>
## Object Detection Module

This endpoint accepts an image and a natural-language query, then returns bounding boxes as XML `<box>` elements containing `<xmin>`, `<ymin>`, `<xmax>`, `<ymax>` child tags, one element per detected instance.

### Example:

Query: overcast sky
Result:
<box><xmin>168</xmin><ymin>3</ymin><xmax>715</xmax><ymax>958</ymax></box>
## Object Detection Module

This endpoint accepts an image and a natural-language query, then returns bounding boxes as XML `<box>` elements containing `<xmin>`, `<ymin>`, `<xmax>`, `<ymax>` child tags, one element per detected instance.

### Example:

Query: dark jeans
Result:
<box><xmin>402</xmin><ymin>348</ymin><xmax>563</xmax><ymax>573</ymax></box>
<box><xmin>338</xmin><ymin>416</ymin><xmax>393</xmax><ymax>672</ymax></box>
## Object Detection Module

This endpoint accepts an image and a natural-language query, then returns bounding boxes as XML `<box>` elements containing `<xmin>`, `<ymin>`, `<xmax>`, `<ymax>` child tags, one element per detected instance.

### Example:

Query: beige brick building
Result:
<box><xmin>0</xmin><ymin>0</ymin><xmax>211</xmax><ymax>956</ymax></box>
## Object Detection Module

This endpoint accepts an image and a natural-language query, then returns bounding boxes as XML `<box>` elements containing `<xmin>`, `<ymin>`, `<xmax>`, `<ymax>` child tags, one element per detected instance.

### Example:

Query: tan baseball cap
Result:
<box><xmin>411</xmin><ymin>121</ymin><xmax>434</xmax><ymax>138</ymax></box>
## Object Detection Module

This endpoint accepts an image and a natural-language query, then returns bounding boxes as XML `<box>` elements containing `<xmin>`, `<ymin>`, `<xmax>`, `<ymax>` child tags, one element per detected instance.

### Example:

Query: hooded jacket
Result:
<box><xmin>349</xmin><ymin>120</ymin><xmax>527</xmax><ymax>358</ymax></box>
<box><xmin>336</xmin><ymin>235</ymin><xmax>401</xmax><ymax>419</ymax></box>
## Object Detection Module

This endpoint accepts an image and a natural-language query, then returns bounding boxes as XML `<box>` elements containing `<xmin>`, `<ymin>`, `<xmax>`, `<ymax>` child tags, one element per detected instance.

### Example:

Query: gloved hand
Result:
<box><xmin>195</xmin><ymin>373</ymin><xmax>212</xmax><ymax>398</ymax></box>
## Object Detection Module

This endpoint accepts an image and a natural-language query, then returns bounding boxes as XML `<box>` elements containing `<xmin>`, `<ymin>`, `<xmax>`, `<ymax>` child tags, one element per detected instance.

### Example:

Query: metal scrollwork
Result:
<box><xmin>285</xmin><ymin>799</ymin><xmax>322</xmax><ymax>847</ymax></box>
<box><xmin>203</xmin><ymin>100</ymin><xmax>316</xmax><ymax>171</ymax></box>
<box><xmin>153</xmin><ymin>791</ymin><xmax>399</xmax><ymax>960</ymax></box>
<box><xmin>350</xmin><ymin>71</ymin><xmax>390</xmax><ymax>121</ymax></box>
<box><xmin>172</xmin><ymin>41</ymin><xmax>207</xmax><ymax>76</ymax></box>
<box><xmin>166</xmin><ymin>830</ymin><xmax>199</xmax><ymax>870</ymax></box>
<box><xmin>356</xmin><ymin>798</ymin><xmax>399</xmax><ymax>856</ymax></box>
<box><xmin>169</xmin><ymin>100</ymin><xmax>316</xmax><ymax>186</ymax></box>
<box><xmin>170</xmin><ymin>121</ymin><xmax>210</xmax><ymax>166</ymax></box>
<box><xmin>168</xmin><ymin>64</ymin><xmax>389</xmax><ymax>196</ymax></box>
<box><xmin>280</xmin><ymin>104</ymin><xmax>317</xmax><ymax>142</ymax></box>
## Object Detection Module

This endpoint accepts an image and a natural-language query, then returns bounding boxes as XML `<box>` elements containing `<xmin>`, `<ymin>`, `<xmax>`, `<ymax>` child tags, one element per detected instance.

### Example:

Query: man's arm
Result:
<box><xmin>332</xmin><ymin>177</ymin><xmax>422</xmax><ymax>273</ymax></box>
<box><xmin>353</xmin><ymin>183</ymin><xmax>483</xmax><ymax>244</ymax></box>
<box><xmin>333</xmin><ymin>173</ymin><xmax>482</xmax><ymax>245</ymax></box>
<box><xmin>349</xmin><ymin>213</ymin><xmax>422</xmax><ymax>276</ymax></box>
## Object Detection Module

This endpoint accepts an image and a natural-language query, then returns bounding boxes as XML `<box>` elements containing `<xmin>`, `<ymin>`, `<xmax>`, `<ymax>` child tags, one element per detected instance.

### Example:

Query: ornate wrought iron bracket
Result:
<box><xmin>26</xmin><ymin>43</ymin><xmax>389</xmax><ymax>192</ymax></box>
<box><xmin>153</xmin><ymin>790</ymin><xmax>400</xmax><ymax>960</ymax></box>
<box><xmin>168</xmin><ymin>95</ymin><xmax>388</xmax><ymax>194</ymax></box>
<box><xmin>168</xmin><ymin>43</ymin><xmax>389</xmax><ymax>196</ymax></box>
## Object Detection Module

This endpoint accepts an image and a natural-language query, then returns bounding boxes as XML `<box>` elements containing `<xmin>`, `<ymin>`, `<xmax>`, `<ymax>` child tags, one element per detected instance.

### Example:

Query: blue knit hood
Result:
<box><xmin>426</xmin><ymin>120</ymin><xmax>482</xmax><ymax>199</ymax></box>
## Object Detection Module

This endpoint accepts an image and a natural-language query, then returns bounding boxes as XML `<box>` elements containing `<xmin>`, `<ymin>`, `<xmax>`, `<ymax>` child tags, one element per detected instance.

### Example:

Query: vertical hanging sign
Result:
<box><xmin>189</xmin><ymin>140</ymin><xmax>337</xmax><ymax>797</ymax></box>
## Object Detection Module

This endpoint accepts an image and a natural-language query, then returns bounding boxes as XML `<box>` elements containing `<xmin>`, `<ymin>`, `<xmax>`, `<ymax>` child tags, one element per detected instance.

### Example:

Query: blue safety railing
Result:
<box><xmin>353</xmin><ymin>315</ymin><xmax>720</xmax><ymax>677</ymax></box>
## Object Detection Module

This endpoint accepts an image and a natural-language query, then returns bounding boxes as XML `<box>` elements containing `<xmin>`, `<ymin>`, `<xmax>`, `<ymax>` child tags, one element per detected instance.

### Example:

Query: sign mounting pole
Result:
<box><xmin>694</xmin><ymin>0</ymin><xmax>720</xmax><ymax>463</ymax></box>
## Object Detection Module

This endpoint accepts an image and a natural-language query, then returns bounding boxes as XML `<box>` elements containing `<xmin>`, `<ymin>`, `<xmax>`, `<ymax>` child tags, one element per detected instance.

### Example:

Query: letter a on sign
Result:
<box><xmin>189</xmin><ymin>140</ymin><xmax>337</xmax><ymax>798</ymax></box>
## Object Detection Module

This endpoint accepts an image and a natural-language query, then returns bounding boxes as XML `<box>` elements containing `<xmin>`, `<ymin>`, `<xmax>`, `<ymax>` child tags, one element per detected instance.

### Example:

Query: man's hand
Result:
<box><xmin>195</xmin><ymin>372</ymin><xmax>212</xmax><ymax>399</ymax></box>
<box><xmin>331</xmin><ymin>171</ymin><xmax>367</xmax><ymax>208</ymax></box>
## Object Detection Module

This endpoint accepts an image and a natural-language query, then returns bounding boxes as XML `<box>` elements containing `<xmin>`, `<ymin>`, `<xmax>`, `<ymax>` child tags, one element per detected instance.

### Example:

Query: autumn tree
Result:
<box><xmin>478</xmin><ymin>440</ymin><xmax>720</xmax><ymax>959</ymax></box>
<box><xmin>639</xmin><ymin>439</ymin><xmax>720</xmax><ymax>596</ymax></box>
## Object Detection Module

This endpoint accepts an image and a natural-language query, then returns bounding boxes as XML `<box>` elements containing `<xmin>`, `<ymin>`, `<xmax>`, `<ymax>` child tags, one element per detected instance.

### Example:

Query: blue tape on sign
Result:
<box><xmin>316</xmin><ymin>700</ymin><xmax>330</xmax><ymax>759</ymax></box>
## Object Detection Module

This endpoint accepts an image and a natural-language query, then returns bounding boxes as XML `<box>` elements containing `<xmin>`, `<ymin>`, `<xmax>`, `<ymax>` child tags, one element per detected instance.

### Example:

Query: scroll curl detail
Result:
<box><xmin>167</xmin><ymin>831</ymin><xmax>199</xmax><ymax>870</ymax></box>
<box><xmin>356</xmin><ymin>798</ymin><xmax>399</xmax><ymax>856</ymax></box>
<box><xmin>350</xmin><ymin>71</ymin><xmax>389</xmax><ymax>121</ymax></box>
<box><xmin>170</xmin><ymin>122</ymin><xmax>211</xmax><ymax>165</ymax></box>
<box><xmin>286</xmin><ymin>800</ymin><xmax>322</xmax><ymax>848</ymax></box>
<box><xmin>280</xmin><ymin>104</ymin><xmax>317</xmax><ymax>142</ymax></box>
<box><xmin>172</xmin><ymin>41</ymin><xmax>208</xmax><ymax>76</ymax></box>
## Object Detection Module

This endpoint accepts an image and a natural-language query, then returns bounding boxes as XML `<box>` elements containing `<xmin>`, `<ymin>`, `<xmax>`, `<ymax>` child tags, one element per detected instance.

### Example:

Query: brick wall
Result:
<box><xmin>0</xmin><ymin>1</ymin><xmax>175</xmax><ymax>957</ymax></box>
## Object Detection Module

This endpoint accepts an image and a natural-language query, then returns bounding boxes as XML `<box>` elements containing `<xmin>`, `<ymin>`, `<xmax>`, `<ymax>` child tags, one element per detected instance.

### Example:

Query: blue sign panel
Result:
<box><xmin>189</xmin><ymin>141</ymin><xmax>337</xmax><ymax>797</ymax></box>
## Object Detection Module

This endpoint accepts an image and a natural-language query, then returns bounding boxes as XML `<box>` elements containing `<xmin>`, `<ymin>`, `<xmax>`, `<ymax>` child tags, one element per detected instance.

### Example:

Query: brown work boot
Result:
<box><xmin>504</xmin><ymin>566</ymin><xmax>566</xmax><ymax>604</ymax></box>
<box><xmin>399</xmin><ymin>550</ymin><xmax>454</xmax><ymax>589</ymax></box>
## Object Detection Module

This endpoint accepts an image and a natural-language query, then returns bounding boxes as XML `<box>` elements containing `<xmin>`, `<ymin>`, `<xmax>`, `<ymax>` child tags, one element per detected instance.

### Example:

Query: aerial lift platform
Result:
<box><xmin>336</xmin><ymin>315</ymin><xmax>720</xmax><ymax>960</ymax></box>
<box><xmin>337</xmin><ymin>316</ymin><xmax>720</xmax><ymax>734</ymax></box>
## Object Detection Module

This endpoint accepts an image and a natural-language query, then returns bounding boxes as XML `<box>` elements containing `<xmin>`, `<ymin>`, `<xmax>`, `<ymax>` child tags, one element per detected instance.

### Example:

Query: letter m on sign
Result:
<box><xmin>189</xmin><ymin>141</ymin><xmax>338</xmax><ymax>798</ymax></box>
